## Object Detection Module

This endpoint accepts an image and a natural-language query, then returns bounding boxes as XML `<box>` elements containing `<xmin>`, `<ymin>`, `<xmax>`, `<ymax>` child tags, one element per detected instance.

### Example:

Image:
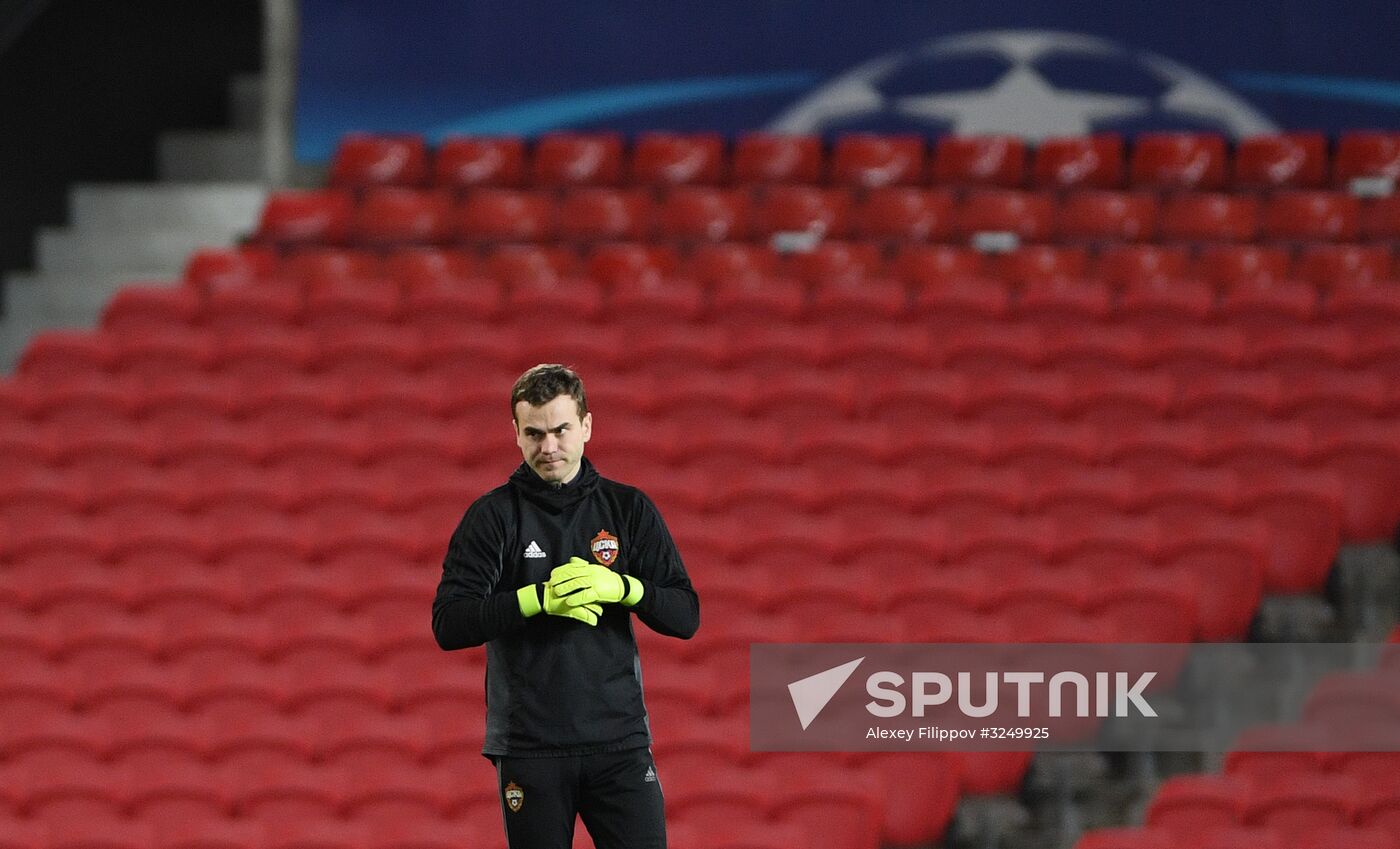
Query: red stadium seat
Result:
<box><xmin>1032</xmin><ymin>134</ymin><xmax>1125</xmax><ymax>189</ymax></box>
<box><xmin>1147</xmin><ymin>774</ymin><xmax>1249</xmax><ymax>835</ymax></box>
<box><xmin>830</xmin><ymin>133</ymin><xmax>926</xmax><ymax>187</ymax></box>
<box><xmin>753</xmin><ymin>186</ymin><xmax>851</xmax><ymax>237</ymax></box>
<box><xmin>480</xmin><ymin>244</ymin><xmax>579</xmax><ymax>283</ymax></box>
<box><xmin>109</xmin><ymin>328</ymin><xmax>216</xmax><ymax>380</ymax></box>
<box><xmin>557</xmin><ymin>188</ymin><xmax>654</xmax><ymax>242</ymax></box>
<box><xmin>1360</xmin><ymin>195</ymin><xmax>1400</xmax><ymax>240</ymax></box>
<box><xmin>17</xmin><ymin>330</ymin><xmax>115</xmax><ymax>380</ymax></box>
<box><xmin>1359</xmin><ymin>780</ymin><xmax>1400</xmax><ymax>836</ymax></box>
<box><xmin>1253</xmin><ymin>320</ymin><xmax>1354</xmax><ymax>373</ymax></box>
<box><xmin>1238</xmin><ymin>469</ymin><xmax>1345</xmax><ymax>592</ymax></box>
<box><xmin>1088</xmin><ymin>570</ymin><xmax>1199</xmax><ymax>641</ymax></box>
<box><xmin>608</xmin><ymin>275</ymin><xmax>705</xmax><ymax>325</ymax></box>
<box><xmin>889</xmin><ymin>245</ymin><xmax>985</xmax><ymax>285</ymax></box>
<box><xmin>657</xmin><ymin>187</ymin><xmax>750</xmax><ymax>241</ymax></box>
<box><xmin>1188</xmin><ymin>826</ymin><xmax>1284</xmax><ymax>849</ymax></box>
<box><xmin>385</xmin><ymin>246</ymin><xmax>478</xmax><ymax>286</ymax></box>
<box><xmin>304</xmin><ymin>276</ymin><xmax>404</xmax><ymax>330</ymax></box>
<box><xmin>854</xmin><ymin>187</ymin><xmax>956</xmax><ymax>241</ymax></box>
<box><xmin>1176</xmin><ymin>369</ymin><xmax>1283</xmax><ymax>421</ymax></box>
<box><xmin>453</xmin><ymin>189</ymin><xmax>556</xmax><ymax>243</ymax></box>
<box><xmin>584</xmin><ymin>243</ymin><xmax>680</xmax><ymax>286</ymax></box>
<box><xmin>808</xmin><ymin>276</ymin><xmax>907</xmax><ymax>323</ymax></box>
<box><xmin>732</xmin><ymin>132</ymin><xmax>823</xmax><ymax>184</ymax></box>
<box><xmin>987</xmin><ymin>245</ymin><xmax>1089</xmax><ymax>284</ymax></box>
<box><xmin>867</xmin><ymin>370</ymin><xmax>970</xmax><ymax>427</ymax></box>
<box><xmin>721</xmin><ymin>323</ymin><xmax>830</xmax><ymax>374</ymax></box>
<box><xmin>1333</xmin><ymin>130</ymin><xmax>1400</xmax><ymax>187</ymax></box>
<box><xmin>352</xmin><ymin>188</ymin><xmax>451</xmax><ymax>247</ymax></box>
<box><xmin>853</xmin><ymin>752</ymin><xmax>961</xmax><ymax>846</ymax></box>
<box><xmin>1095</xmin><ymin>244</ymin><xmax>1192</xmax><ymax>284</ymax></box>
<box><xmin>1045</xmin><ymin>326</ymin><xmax>1153</xmax><ymax>374</ymax></box>
<box><xmin>432</xmin><ymin>136</ymin><xmax>525</xmax><ymax>189</ymax></box>
<box><xmin>503</xmin><ymin>276</ymin><xmax>604</xmax><ymax>323</ymax></box>
<box><xmin>1195</xmin><ymin>245</ymin><xmax>1291</xmax><ymax>285</ymax></box>
<box><xmin>935</xmin><ymin>321</ymin><xmax>1045</xmax><ymax>372</ymax></box>
<box><xmin>1310</xmin><ymin>420</ymin><xmax>1400</xmax><ymax>539</ymax></box>
<box><xmin>1159</xmin><ymin>192</ymin><xmax>1260</xmax><ymax>242</ymax></box>
<box><xmin>1218</xmin><ymin>277</ymin><xmax>1318</xmax><ymax>325</ymax></box>
<box><xmin>101</xmin><ymin>284</ymin><xmax>201</xmax><ymax>333</ymax></box>
<box><xmin>629</xmin><ymin>131</ymin><xmax>725</xmax><ymax>185</ymax></box>
<box><xmin>1294</xmin><ymin>827</ymin><xmax>1400</xmax><ymax>849</ymax></box>
<box><xmin>1278</xmin><ymin>367</ymin><xmax>1383</xmax><ymax>422</ymax></box>
<box><xmin>1016</xmin><ymin>277</ymin><xmax>1113</xmax><ymax>324</ymax></box>
<box><xmin>684</xmin><ymin>243</ymin><xmax>780</xmax><ymax>284</ymax></box>
<box><xmin>1245</xmin><ymin>774</ymin><xmax>1360</xmax><ymax>834</ymax></box>
<box><xmin>1261</xmin><ymin>190</ymin><xmax>1360</xmax><ymax>242</ymax></box>
<box><xmin>1117</xmin><ymin>277</ymin><xmax>1216</xmax><ymax>326</ymax></box>
<box><xmin>182</xmin><ymin>247</ymin><xmax>276</xmax><ymax>293</ymax></box>
<box><xmin>710</xmin><ymin>274</ymin><xmax>805</xmax><ymax>323</ymax></box>
<box><xmin>1074</xmin><ymin>828</ymin><xmax>1174</xmax><ymax>849</ymax></box>
<box><xmin>329</xmin><ymin>133</ymin><xmax>429</xmax><ymax>189</ymax></box>
<box><xmin>932</xmin><ymin>135</ymin><xmax>1027</xmax><ymax>187</ymax></box>
<box><xmin>530</xmin><ymin>132</ymin><xmax>624</xmax><ymax>186</ymax></box>
<box><xmin>770</xmin><ymin>786</ymin><xmax>882</xmax><ymax>849</ymax></box>
<box><xmin>1325</xmin><ymin>278</ymin><xmax>1400</xmax><ymax>329</ymax></box>
<box><xmin>783</xmin><ymin>241</ymin><xmax>883</xmax><ymax>285</ymax></box>
<box><xmin>212</xmin><ymin>327</ymin><xmax>318</xmax><ymax>380</ymax></box>
<box><xmin>1057</xmin><ymin>191</ymin><xmax>1158</xmax><ymax>242</ymax></box>
<box><xmin>1232</xmin><ymin>132</ymin><xmax>1328</xmax><ymax>189</ymax></box>
<box><xmin>820</xmin><ymin>322</ymin><xmax>931</xmax><ymax>381</ymax></box>
<box><xmin>1294</xmin><ymin>244</ymin><xmax>1392</xmax><ymax>288</ymax></box>
<box><xmin>1129</xmin><ymin>132</ymin><xmax>1227</xmax><ymax>190</ymax></box>
<box><xmin>254</xmin><ymin>191</ymin><xmax>353</xmax><ymax>247</ymax></box>
<box><xmin>281</xmin><ymin>248</ymin><xmax>382</xmax><ymax>287</ymax></box>
<box><xmin>204</xmin><ymin>282</ymin><xmax>302</xmax><ymax>331</ymax></box>
<box><xmin>957</xmin><ymin>189</ymin><xmax>1054</xmax><ymax>241</ymax></box>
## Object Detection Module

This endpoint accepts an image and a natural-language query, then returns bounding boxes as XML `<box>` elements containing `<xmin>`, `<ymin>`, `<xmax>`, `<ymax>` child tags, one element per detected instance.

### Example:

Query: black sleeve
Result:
<box><xmin>431</xmin><ymin>497</ymin><xmax>528</xmax><ymax>650</ymax></box>
<box><xmin>626</xmin><ymin>492</ymin><xmax>700</xmax><ymax>640</ymax></box>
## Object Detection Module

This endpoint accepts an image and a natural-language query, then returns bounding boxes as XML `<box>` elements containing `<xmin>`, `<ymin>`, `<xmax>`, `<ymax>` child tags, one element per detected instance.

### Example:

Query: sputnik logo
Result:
<box><xmin>787</xmin><ymin>657</ymin><xmax>864</xmax><ymax>730</ymax></box>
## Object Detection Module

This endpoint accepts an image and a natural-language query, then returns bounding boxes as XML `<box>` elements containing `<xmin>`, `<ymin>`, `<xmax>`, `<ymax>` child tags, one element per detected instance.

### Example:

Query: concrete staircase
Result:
<box><xmin>0</xmin><ymin>73</ymin><xmax>270</xmax><ymax>373</ymax></box>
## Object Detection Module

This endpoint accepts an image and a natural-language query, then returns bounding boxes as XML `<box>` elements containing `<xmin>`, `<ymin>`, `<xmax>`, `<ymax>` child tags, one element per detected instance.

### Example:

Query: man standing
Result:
<box><xmin>432</xmin><ymin>363</ymin><xmax>700</xmax><ymax>849</ymax></box>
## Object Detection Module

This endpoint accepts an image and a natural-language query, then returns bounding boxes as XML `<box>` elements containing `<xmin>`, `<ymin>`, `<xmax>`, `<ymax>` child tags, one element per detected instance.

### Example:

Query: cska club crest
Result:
<box><xmin>591</xmin><ymin>529</ymin><xmax>619</xmax><ymax>566</ymax></box>
<box><xmin>504</xmin><ymin>781</ymin><xmax>524</xmax><ymax>812</ymax></box>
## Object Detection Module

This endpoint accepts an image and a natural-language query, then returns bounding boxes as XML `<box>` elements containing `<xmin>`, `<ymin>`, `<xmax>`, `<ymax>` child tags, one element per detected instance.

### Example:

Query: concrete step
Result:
<box><xmin>230</xmin><ymin>73</ymin><xmax>264</xmax><ymax>132</ymax></box>
<box><xmin>5</xmin><ymin>269</ymin><xmax>170</xmax><ymax>323</ymax></box>
<box><xmin>0</xmin><ymin>269</ymin><xmax>163</xmax><ymax>373</ymax></box>
<box><xmin>158</xmin><ymin>131</ymin><xmax>264</xmax><ymax>182</ymax></box>
<box><xmin>69</xmin><ymin>182</ymin><xmax>266</xmax><ymax>231</ymax></box>
<box><xmin>37</xmin><ymin>224</ymin><xmax>251</xmax><ymax>274</ymax></box>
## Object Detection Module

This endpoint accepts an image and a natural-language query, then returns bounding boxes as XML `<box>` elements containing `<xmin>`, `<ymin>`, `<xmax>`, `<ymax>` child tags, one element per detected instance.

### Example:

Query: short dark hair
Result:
<box><xmin>511</xmin><ymin>363</ymin><xmax>588</xmax><ymax>422</ymax></box>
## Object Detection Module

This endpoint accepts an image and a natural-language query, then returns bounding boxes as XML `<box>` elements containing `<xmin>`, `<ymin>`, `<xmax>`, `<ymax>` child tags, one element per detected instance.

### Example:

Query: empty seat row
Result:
<box><xmin>23</xmin><ymin>319</ymin><xmax>1400</xmax><ymax>389</ymax></box>
<box><xmin>1077</xmin><ymin>823</ymin><xmax>1399</xmax><ymax>849</ymax></box>
<box><xmin>328</xmin><ymin>130</ymin><xmax>1400</xmax><ymax>192</ymax></box>
<box><xmin>0</xmin><ymin>817</ymin><xmax>511</xmax><ymax>849</ymax></box>
<box><xmin>90</xmin><ymin>274</ymin><xmax>1400</xmax><ymax>342</ymax></box>
<box><xmin>9</xmin><ymin>359</ymin><xmax>1400</xmax><ymax>427</ymax></box>
<box><xmin>252</xmin><ymin>185</ymin><xmax>1400</xmax><ymax>247</ymax></box>
<box><xmin>184</xmin><ymin>243</ymin><xmax>1400</xmax><ymax>294</ymax></box>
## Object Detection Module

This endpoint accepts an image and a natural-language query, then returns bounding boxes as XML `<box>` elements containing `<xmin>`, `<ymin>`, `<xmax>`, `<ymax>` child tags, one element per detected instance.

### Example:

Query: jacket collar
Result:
<box><xmin>509</xmin><ymin>456</ymin><xmax>599</xmax><ymax>512</ymax></box>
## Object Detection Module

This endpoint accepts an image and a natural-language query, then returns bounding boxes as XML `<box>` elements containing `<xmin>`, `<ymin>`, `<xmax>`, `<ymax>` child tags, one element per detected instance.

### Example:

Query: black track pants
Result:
<box><xmin>493</xmin><ymin>747</ymin><xmax>666</xmax><ymax>849</ymax></box>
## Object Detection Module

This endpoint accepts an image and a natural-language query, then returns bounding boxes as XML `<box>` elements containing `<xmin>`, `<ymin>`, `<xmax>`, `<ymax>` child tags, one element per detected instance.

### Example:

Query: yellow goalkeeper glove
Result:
<box><xmin>549</xmin><ymin>556</ymin><xmax>644</xmax><ymax>607</ymax></box>
<box><xmin>516</xmin><ymin>574</ymin><xmax>604</xmax><ymax>626</ymax></box>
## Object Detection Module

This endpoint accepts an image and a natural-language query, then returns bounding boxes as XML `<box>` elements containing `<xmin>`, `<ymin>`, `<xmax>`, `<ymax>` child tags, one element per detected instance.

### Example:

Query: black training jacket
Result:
<box><xmin>431</xmin><ymin>457</ymin><xmax>700</xmax><ymax>757</ymax></box>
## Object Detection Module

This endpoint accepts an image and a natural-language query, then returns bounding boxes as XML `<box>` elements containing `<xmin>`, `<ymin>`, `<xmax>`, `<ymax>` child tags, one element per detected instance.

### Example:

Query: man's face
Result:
<box><xmin>514</xmin><ymin>394</ymin><xmax>592</xmax><ymax>485</ymax></box>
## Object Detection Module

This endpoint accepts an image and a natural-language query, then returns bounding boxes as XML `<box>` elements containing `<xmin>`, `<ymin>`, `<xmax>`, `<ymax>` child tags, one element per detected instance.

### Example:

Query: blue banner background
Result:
<box><xmin>296</xmin><ymin>0</ymin><xmax>1400</xmax><ymax>161</ymax></box>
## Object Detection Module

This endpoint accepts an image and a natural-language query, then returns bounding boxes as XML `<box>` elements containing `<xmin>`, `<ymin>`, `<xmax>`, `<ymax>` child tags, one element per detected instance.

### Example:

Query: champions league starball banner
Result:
<box><xmin>295</xmin><ymin>0</ymin><xmax>1400</xmax><ymax>162</ymax></box>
